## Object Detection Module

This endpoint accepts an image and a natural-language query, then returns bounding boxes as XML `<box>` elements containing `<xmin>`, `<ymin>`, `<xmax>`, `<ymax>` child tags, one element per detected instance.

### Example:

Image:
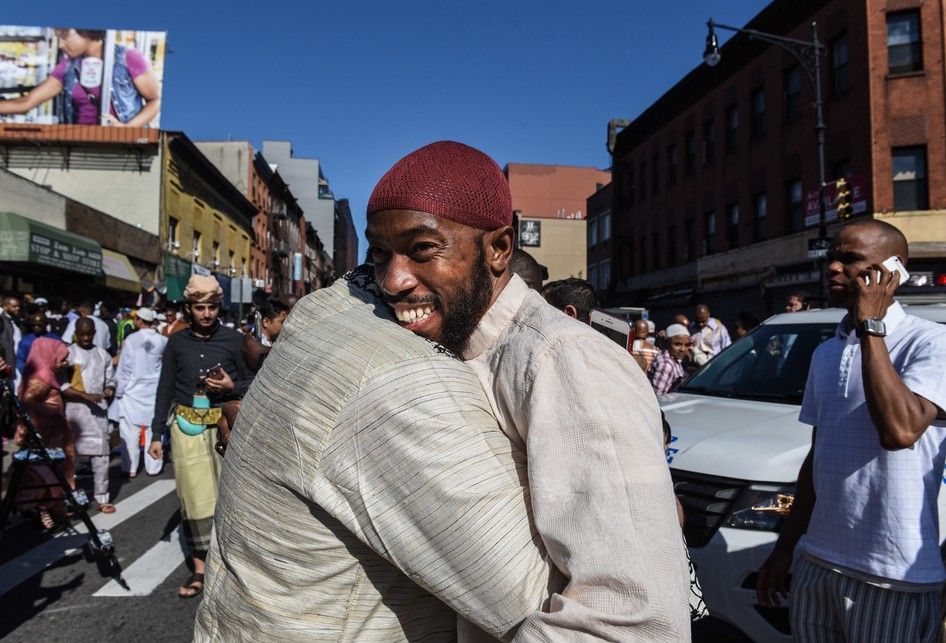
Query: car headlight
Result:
<box><xmin>724</xmin><ymin>486</ymin><xmax>795</xmax><ymax>531</ymax></box>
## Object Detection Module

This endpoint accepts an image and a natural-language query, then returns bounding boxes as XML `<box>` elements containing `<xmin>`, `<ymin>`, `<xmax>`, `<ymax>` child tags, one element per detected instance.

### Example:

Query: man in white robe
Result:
<box><xmin>62</xmin><ymin>318</ymin><xmax>116</xmax><ymax>511</ymax></box>
<box><xmin>114</xmin><ymin>307</ymin><xmax>166</xmax><ymax>477</ymax></box>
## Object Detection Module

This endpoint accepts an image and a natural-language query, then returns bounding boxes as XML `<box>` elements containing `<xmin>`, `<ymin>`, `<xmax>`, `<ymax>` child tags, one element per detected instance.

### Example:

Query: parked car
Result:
<box><xmin>662</xmin><ymin>304</ymin><xmax>946</xmax><ymax>642</ymax></box>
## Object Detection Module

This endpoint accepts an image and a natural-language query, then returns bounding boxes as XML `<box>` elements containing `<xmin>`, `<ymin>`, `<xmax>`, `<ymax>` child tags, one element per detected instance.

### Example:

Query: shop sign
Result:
<box><xmin>28</xmin><ymin>231</ymin><xmax>101</xmax><ymax>274</ymax></box>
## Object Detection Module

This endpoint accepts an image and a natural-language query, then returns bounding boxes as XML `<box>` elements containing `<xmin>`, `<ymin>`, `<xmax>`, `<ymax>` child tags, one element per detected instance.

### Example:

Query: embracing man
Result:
<box><xmin>197</xmin><ymin>142</ymin><xmax>688</xmax><ymax>641</ymax></box>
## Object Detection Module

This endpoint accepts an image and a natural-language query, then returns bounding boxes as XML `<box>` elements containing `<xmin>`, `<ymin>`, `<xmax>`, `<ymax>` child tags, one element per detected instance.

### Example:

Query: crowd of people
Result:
<box><xmin>0</xmin><ymin>290</ymin><xmax>294</xmax><ymax>539</ymax></box>
<box><xmin>2</xmin><ymin>139</ymin><xmax>945</xmax><ymax>643</ymax></box>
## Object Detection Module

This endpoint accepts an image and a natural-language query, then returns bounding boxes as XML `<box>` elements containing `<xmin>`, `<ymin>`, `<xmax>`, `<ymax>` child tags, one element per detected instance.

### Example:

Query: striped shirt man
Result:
<box><xmin>195</xmin><ymin>268</ymin><xmax>551</xmax><ymax>641</ymax></box>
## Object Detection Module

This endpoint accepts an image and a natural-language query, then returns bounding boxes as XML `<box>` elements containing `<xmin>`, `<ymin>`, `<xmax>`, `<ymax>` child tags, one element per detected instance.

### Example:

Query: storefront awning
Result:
<box><xmin>0</xmin><ymin>211</ymin><xmax>102</xmax><ymax>275</ymax></box>
<box><xmin>163</xmin><ymin>252</ymin><xmax>193</xmax><ymax>301</ymax></box>
<box><xmin>102</xmin><ymin>249</ymin><xmax>141</xmax><ymax>293</ymax></box>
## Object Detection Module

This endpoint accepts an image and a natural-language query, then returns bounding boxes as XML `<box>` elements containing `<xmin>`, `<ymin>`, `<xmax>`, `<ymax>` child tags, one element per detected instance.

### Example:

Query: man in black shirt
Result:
<box><xmin>147</xmin><ymin>275</ymin><xmax>249</xmax><ymax>599</ymax></box>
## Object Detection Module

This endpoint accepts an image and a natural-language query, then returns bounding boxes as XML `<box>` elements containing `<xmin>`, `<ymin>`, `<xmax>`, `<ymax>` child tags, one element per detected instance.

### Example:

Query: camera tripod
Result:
<box><xmin>0</xmin><ymin>379</ymin><xmax>128</xmax><ymax>590</ymax></box>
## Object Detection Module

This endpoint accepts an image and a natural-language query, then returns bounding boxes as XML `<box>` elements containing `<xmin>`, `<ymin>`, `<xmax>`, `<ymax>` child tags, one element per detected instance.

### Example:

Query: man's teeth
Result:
<box><xmin>396</xmin><ymin>306</ymin><xmax>433</xmax><ymax>323</ymax></box>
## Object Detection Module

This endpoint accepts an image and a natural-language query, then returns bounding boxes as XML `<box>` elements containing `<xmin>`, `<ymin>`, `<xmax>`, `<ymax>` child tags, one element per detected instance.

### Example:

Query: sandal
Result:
<box><xmin>98</xmin><ymin>503</ymin><xmax>117</xmax><ymax>514</ymax></box>
<box><xmin>178</xmin><ymin>572</ymin><xmax>204</xmax><ymax>599</ymax></box>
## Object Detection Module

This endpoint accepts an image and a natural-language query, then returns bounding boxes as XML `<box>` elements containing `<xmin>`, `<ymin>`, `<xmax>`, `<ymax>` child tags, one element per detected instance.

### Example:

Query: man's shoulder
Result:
<box><xmin>901</xmin><ymin>312</ymin><xmax>946</xmax><ymax>344</ymax></box>
<box><xmin>511</xmin><ymin>292</ymin><xmax>628</xmax><ymax>360</ymax></box>
<box><xmin>286</xmin><ymin>275</ymin><xmax>463</xmax><ymax>369</ymax></box>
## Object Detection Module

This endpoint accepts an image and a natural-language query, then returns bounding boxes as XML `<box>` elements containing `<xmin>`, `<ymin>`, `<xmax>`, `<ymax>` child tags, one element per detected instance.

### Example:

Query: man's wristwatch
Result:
<box><xmin>857</xmin><ymin>318</ymin><xmax>886</xmax><ymax>338</ymax></box>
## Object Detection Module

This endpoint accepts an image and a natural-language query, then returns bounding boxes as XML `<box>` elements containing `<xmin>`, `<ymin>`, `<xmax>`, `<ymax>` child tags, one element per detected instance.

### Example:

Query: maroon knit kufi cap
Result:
<box><xmin>367</xmin><ymin>141</ymin><xmax>512</xmax><ymax>231</ymax></box>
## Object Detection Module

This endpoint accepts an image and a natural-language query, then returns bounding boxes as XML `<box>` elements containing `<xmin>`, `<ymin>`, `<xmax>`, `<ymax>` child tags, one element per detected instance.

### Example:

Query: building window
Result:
<box><xmin>751</xmin><ymin>87</ymin><xmax>766</xmax><ymax>138</ymax></box>
<box><xmin>667</xmin><ymin>224</ymin><xmax>677</xmax><ymax>265</ymax></box>
<box><xmin>650</xmin><ymin>231</ymin><xmax>659</xmax><ymax>268</ymax></box>
<box><xmin>599</xmin><ymin>259</ymin><xmax>611</xmax><ymax>290</ymax></box>
<box><xmin>725</xmin><ymin>104</ymin><xmax>739</xmax><ymax>152</ymax></box>
<box><xmin>702</xmin><ymin>119</ymin><xmax>715</xmax><ymax>166</ymax></box>
<box><xmin>727</xmin><ymin>203</ymin><xmax>740</xmax><ymax>250</ymax></box>
<box><xmin>639</xmin><ymin>161</ymin><xmax>647</xmax><ymax>199</ymax></box>
<box><xmin>168</xmin><ymin>217</ymin><xmax>179</xmax><ymax>247</ymax></box>
<box><xmin>588</xmin><ymin>218</ymin><xmax>598</xmax><ymax>247</ymax></box>
<box><xmin>667</xmin><ymin>143</ymin><xmax>677</xmax><ymax>187</ymax></box>
<box><xmin>892</xmin><ymin>146</ymin><xmax>929</xmax><ymax>210</ymax></box>
<box><xmin>785</xmin><ymin>66</ymin><xmax>801</xmax><ymax>122</ymax></box>
<box><xmin>192</xmin><ymin>231</ymin><xmax>202</xmax><ymax>261</ymax></box>
<box><xmin>627</xmin><ymin>169</ymin><xmax>635</xmax><ymax>205</ymax></box>
<box><xmin>831</xmin><ymin>34</ymin><xmax>850</xmax><ymax>94</ymax></box>
<box><xmin>640</xmin><ymin>236</ymin><xmax>648</xmax><ymax>272</ymax></box>
<box><xmin>651</xmin><ymin>153</ymin><xmax>660</xmax><ymax>194</ymax></box>
<box><xmin>685</xmin><ymin>131</ymin><xmax>696</xmax><ymax>175</ymax></box>
<box><xmin>589</xmin><ymin>263</ymin><xmax>598</xmax><ymax>288</ymax></box>
<box><xmin>600</xmin><ymin>210</ymin><xmax>612</xmax><ymax>240</ymax></box>
<box><xmin>754</xmin><ymin>193</ymin><xmax>768</xmax><ymax>242</ymax></box>
<box><xmin>887</xmin><ymin>10</ymin><xmax>922</xmax><ymax>75</ymax></box>
<box><xmin>684</xmin><ymin>219</ymin><xmax>695</xmax><ymax>262</ymax></box>
<box><xmin>787</xmin><ymin>180</ymin><xmax>804</xmax><ymax>232</ymax></box>
<box><xmin>703</xmin><ymin>212</ymin><xmax>716</xmax><ymax>256</ymax></box>
<box><xmin>212</xmin><ymin>241</ymin><xmax>221</xmax><ymax>267</ymax></box>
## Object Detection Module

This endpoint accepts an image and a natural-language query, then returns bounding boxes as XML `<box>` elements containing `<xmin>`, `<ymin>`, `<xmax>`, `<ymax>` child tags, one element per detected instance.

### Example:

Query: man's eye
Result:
<box><xmin>410</xmin><ymin>243</ymin><xmax>437</xmax><ymax>256</ymax></box>
<box><xmin>368</xmin><ymin>247</ymin><xmax>389</xmax><ymax>264</ymax></box>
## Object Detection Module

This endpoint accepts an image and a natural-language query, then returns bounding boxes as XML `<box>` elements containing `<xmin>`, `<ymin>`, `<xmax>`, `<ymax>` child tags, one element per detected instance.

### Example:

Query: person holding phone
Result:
<box><xmin>756</xmin><ymin>219</ymin><xmax>946</xmax><ymax>642</ymax></box>
<box><xmin>147</xmin><ymin>275</ymin><xmax>249</xmax><ymax>599</ymax></box>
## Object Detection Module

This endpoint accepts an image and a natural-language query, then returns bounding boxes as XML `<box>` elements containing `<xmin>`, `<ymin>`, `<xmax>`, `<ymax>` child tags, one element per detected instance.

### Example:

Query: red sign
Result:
<box><xmin>805</xmin><ymin>173</ymin><xmax>867</xmax><ymax>227</ymax></box>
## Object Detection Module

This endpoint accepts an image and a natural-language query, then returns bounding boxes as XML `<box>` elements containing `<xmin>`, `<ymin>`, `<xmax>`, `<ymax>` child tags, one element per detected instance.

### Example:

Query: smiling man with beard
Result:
<box><xmin>365</xmin><ymin>141</ymin><xmax>690</xmax><ymax>640</ymax></box>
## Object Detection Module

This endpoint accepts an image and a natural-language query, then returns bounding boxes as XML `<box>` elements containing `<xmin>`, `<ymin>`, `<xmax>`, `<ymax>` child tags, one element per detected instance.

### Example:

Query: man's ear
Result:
<box><xmin>483</xmin><ymin>226</ymin><xmax>515</xmax><ymax>274</ymax></box>
<box><xmin>564</xmin><ymin>304</ymin><xmax>579</xmax><ymax>319</ymax></box>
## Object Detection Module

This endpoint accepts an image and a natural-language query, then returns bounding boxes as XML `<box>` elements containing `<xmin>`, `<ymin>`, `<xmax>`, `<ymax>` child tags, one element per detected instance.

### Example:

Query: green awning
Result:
<box><xmin>163</xmin><ymin>252</ymin><xmax>193</xmax><ymax>301</ymax></box>
<box><xmin>0</xmin><ymin>211</ymin><xmax>102</xmax><ymax>275</ymax></box>
<box><xmin>102</xmin><ymin>249</ymin><xmax>141</xmax><ymax>293</ymax></box>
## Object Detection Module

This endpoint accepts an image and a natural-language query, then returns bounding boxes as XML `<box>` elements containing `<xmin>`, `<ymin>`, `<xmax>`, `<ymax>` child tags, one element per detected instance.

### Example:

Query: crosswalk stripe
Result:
<box><xmin>94</xmin><ymin>525</ymin><xmax>185</xmax><ymax>597</ymax></box>
<box><xmin>0</xmin><ymin>479</ymin><xmax>176</xmax><ymax>596</ymax></box>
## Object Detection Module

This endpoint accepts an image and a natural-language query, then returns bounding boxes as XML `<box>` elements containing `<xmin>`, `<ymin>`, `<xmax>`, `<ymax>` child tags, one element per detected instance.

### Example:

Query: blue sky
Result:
<box><xmin>6</xmin><ymin>1</ymin><xmax>763</xmax><ymax>254</ymax></box>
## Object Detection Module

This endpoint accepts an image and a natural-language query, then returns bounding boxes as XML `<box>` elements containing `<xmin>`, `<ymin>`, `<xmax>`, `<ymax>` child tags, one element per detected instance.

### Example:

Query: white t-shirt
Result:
<box><xmin>799</xmin><ymin>302</ymin><xmax>946</xmax><ymax>585</ymax></box>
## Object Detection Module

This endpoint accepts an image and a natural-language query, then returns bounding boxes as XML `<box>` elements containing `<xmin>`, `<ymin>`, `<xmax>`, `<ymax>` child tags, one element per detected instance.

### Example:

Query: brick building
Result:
<box><xmin>607</xmin><ymin>0</ymin><xmax>946</xmax><ymax>325</ymax></box>
<box><xmin>505</xmin><ymin>163</ymin><xmax>610</xmax><ymax>281</ymax></box>
<box><xmin>586</xmin><ymin>183</ymin><xmax>614</xmax><ymax>295</ymax></box>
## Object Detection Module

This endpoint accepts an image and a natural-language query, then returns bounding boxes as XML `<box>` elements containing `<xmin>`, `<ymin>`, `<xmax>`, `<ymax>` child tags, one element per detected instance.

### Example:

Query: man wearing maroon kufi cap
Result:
<box><xmin>366</xmin><ymin>141</ymin><xmax>690</xmax><ymax>639</ymax></box>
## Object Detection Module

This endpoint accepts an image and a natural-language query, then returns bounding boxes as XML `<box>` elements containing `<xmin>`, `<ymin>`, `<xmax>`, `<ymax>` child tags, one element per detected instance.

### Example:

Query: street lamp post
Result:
<box><xmin>703</xmin><ymin>18</ymin><xmax>828</xmax><ymax>305</ymax></box>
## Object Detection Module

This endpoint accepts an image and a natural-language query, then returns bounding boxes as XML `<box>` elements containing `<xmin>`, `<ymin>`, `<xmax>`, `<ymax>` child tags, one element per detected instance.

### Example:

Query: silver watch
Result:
<box><xmin>859</xmin><ymin>318</ymin><xmax>886</xmax><ymax>337</ymax></box>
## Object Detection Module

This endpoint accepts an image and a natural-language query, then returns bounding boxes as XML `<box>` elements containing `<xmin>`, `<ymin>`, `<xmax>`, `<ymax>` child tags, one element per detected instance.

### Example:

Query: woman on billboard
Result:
<box><xmin>0</xmin><ymin>28</ymin><xmax>160</xmax><ymax>126</ymax></box>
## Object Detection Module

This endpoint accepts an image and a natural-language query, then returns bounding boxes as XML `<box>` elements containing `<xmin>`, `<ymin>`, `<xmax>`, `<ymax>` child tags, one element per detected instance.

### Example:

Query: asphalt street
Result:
<box><xmin>0</xmin><ymin>454</ymin><xmax>200</xmax><ymax>642</ymax></box>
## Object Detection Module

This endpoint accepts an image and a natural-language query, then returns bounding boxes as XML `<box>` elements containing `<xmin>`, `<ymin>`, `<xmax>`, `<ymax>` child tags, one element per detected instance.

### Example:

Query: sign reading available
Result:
<box><xmin>804</xmin><ymin>173</ymin><xmax>867</xmax><ymax>228</ymax></box>
<box><xmin>30</xmin><ymin>231</ymin><xmax>101</xmax><ymax>274</ymax></box>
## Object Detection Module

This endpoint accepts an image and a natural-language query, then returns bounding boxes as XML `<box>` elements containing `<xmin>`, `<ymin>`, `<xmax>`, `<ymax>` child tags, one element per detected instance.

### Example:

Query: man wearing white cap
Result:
<box><xmin>649</xmin><ymin>324</ymin><xmax>692</xmax><ymax>396</ymax></box>
<box><xmin>114</xmin><ymin>307</ymin><xmax>167</xmax><ymax>478</ymax></box>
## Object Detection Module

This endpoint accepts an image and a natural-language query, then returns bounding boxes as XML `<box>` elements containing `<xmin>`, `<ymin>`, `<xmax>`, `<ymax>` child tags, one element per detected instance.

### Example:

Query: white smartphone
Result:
<box><xmin>865</xmin><ymin>256</ymin><xmax>910</xmax><ymax>285</ymax></box>
<box><xmin>589</xmin><ymin>309</ymin><xmax>632</xmax><ymax>351</ymax></box>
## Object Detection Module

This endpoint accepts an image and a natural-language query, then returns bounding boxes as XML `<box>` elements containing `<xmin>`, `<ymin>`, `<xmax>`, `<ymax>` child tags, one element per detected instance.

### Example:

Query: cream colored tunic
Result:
<box><xmin>463</xmin><ymin>275</ymin><xmax>691</xmax><ymax>642</ymax></box>
<box><xmin>194</xmin><ymin>270</ymin><xmax>551</xmax><ymax>642</ymax></box>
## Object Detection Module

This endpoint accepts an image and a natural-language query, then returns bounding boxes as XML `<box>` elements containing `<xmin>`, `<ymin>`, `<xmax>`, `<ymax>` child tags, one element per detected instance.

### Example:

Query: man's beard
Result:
<box><xmin>438</xmin><ymin>244</ymin><xmax>493</xmax><ymax>356</ymax></box>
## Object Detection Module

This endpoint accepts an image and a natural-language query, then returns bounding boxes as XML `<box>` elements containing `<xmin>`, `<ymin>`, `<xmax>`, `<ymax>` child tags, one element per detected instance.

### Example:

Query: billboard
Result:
<box><xmin>0</xmin><ymin>25</ymin><xmax>166</xmax><ymax>127</ymax></box>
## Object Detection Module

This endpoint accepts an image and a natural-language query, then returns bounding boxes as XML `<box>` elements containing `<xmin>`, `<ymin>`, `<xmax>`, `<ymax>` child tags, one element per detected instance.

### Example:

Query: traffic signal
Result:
<box><xmin>835</xmin><ymin>178</ymin><xmax>852</xmax><ymax>220</ymax></box>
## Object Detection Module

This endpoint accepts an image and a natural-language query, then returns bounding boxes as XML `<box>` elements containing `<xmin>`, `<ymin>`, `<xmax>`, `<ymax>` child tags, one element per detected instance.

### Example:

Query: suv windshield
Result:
<box><xmin>679</xmin><ymin>322</ymin><xmax>837</xmax><ymax>404</ymax></box>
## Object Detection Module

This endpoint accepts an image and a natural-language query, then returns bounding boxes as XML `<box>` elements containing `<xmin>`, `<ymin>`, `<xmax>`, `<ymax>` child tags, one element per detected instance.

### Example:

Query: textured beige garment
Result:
<box><xmin>194</xmin><ymin>269</ymin><xmax>551</xmax><ymax>642</ymax></box>
<box><xmin>463</xmin><ymin>275</ymin><xmax>692</xmax><ymax>642</ymax></box>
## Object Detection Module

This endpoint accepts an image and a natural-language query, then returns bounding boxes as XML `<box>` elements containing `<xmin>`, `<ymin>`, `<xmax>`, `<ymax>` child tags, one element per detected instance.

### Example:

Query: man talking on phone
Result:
<box><xmin>756</xmin><ymin>219</ymin><xmax>946</xmax><ymax>642</ymax></box>
<box><xmin>148</xmin><ymin>274</ymin><xmax>250</xmax><ymax>599</ymax></box>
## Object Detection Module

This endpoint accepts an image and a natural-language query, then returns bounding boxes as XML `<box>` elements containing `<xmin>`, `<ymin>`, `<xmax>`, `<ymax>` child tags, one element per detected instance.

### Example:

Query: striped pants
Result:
<box><xmin>790</xmin><ymin>556</ymin><xmax>940</xmax><ymax>643</ymax></box>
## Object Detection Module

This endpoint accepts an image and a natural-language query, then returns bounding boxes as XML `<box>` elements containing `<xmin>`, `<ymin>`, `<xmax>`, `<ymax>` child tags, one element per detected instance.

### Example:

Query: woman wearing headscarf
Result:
<box><xmin>16</xmin><ymin>336</ymin><xmax>74</xmax><ymax>529</ymax></box>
